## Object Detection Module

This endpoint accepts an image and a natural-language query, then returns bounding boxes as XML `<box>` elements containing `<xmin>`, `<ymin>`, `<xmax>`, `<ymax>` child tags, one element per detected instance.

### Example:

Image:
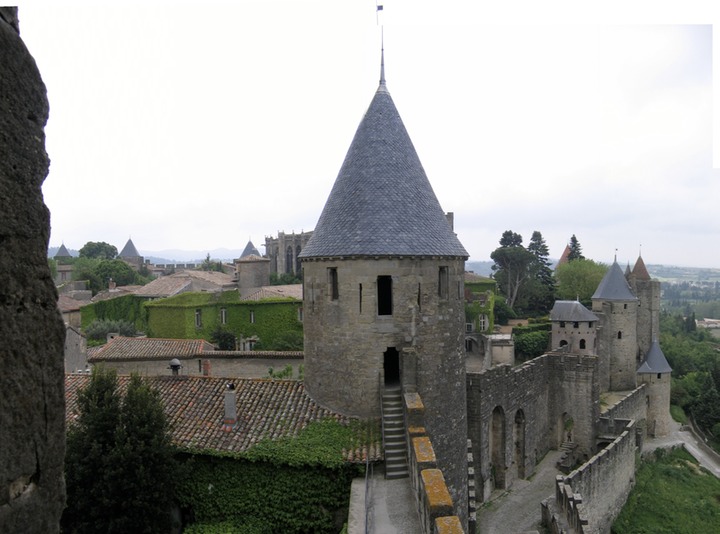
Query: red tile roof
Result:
<box><xmin>65</xmin><ymin>374</ymin><xmax>381</xmax><ymax>463</ymax></box>
<box><xmin>88</xmin><ymin>336</ymin><xmax>216</xmax><ymax>362</ymax></box>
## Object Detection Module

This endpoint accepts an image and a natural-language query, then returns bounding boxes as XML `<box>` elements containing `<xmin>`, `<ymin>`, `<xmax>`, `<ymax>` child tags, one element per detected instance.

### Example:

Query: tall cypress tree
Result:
<box><xmin>567</xmin><ymin>234</ymin><xmax>585</xmax><ymax>261</ymax></box>
<box><xmin>526</xmin><ymin>231</ymin><xmax>556</xmax><ymax>314</ymax></box>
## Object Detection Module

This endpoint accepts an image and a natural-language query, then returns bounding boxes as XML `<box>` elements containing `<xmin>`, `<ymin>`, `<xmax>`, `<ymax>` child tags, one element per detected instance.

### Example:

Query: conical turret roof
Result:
<box><xmin>119</xmin><ymin>238</ymin><xmax>140</xmax><ymax>258</ymax></box>
<box><xmin>637</xmin><ymin>340</ymin><xmax>672</xmax><ymax>374</ymax></box>
<box><xmin>631</xmin><ymin>255</ymin><xmax>651</xmax><ymax>280</ymax></box>
<box><xmin>240</xmin><ymin>240</ymin><xmax>261</xmax><ymax>258</ymax></box>
<box><xmin>54</xmin><ymin>243</ymin><xmax>72</xmax><ymax>258</ymax></box>
<box><xmin>299</xmin><ymin>72</ymin><xmax>467</xmax><ymax>259</ymax></box>
<box><xmin>592</xmin><ymin>260</ymin><xmax>637</xmax><ymax>301</ymax></box>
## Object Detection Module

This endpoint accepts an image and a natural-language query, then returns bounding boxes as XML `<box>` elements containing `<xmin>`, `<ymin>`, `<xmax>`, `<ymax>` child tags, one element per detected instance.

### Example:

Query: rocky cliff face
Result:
<box><xmin>0</xmin><ymin>7</ymin><xmax>66</xmax><ymax>532</ymax></box>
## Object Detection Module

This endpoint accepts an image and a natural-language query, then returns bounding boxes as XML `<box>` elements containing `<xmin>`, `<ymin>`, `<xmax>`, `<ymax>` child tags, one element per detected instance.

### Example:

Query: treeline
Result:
<box><xmin>661</xmin><ymin>312</ymin><xmax>720</xmax><ymax>438</ymax></box>
<box><xmin>490</xmin><ymin>231</ymin><xmax>607</xmax><ymax>317</ymax></box>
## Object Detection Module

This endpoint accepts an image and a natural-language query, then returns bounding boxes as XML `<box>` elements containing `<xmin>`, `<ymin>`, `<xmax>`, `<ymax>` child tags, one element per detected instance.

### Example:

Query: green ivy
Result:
<box><xmin>81</xmin><ymin>294</ymin><xmax>150</xmax><ymax>333</ymax></box>
<box><xmin>145</xmin><ymin>291</ymin><xmax>302</xmax><ymax>348</ymax></box>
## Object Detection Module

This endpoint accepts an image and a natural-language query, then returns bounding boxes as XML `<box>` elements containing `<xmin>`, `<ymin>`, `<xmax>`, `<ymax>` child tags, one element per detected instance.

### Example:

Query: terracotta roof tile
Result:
<box><xmin>65</xmin><ymin>374</ymin><xmax>382</xmax><ymax>463</ymax></box>
<box><xmin>88</xmin><ymin>336</ymin><xmax>216</xmax><ymax>362</ymax></box>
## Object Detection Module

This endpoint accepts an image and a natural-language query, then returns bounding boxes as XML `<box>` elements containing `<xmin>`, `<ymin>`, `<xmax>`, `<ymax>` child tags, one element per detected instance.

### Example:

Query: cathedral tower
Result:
<box><xmin>299</xmin><ymin>55</ymin><xmax>469</xmax><ymax>524</ymax></box>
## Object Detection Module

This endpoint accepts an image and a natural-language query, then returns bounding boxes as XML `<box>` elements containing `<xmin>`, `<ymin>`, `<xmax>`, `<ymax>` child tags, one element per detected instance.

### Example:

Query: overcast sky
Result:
<box><xmin>17</xmin><ymin>1</ymin><xmax>720</xmax><ymax>267</ymax></box>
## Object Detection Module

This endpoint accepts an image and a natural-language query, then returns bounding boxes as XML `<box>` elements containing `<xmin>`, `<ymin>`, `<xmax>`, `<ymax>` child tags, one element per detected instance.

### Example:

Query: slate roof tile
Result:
<box><xmin>592</xmin><ymin>261</ymin><xmax>637</xmax><ymax>301</ymax></box>
<box><xmin>299</xmin><ymin>82</ymin><xmax>467</xmax><ymax>259</ymax></box>
<box><xmin>550</xmin><ymin>301</ymin><xmax>599</xmax><ymax>322</ymax></box>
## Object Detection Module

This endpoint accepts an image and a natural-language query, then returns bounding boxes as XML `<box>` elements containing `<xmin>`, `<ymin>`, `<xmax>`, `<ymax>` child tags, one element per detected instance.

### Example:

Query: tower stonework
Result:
<box><xmin>300</xmin><ymin>65</ymin><xmax>469</xmax><ymax>526</ymax></box>
<box><xmin>628</xmin><ymin>255</ymin><xmax>660</xmax><ymax>360</ymax></box>
<box><xmin>592</xmin><ymin>261</ymin><xmax>638</xmax><ymax>392</ymax></box>
<box><xmin>0</xmin><ymin>8</ymin><xmax>66</xmax><ymax>531</ymax></box>
<box><xmin>637</xmin><ymin>341</ymin><xmax>673</xmax><ymax>437</ymax></box>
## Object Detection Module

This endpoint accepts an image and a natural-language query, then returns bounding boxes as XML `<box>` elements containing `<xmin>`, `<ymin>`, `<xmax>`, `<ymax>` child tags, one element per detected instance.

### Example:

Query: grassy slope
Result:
<box><xmin>612</xmin><ymin>447</ymin><xmax>720</xmax><ymax>534</ymax></box>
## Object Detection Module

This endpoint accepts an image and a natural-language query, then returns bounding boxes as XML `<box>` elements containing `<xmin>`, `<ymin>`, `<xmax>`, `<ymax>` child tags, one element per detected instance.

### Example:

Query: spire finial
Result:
<box><xmin>380</xmin><ymin>27</ymin><xmax>386</xmax><ymax>85</ymax></box>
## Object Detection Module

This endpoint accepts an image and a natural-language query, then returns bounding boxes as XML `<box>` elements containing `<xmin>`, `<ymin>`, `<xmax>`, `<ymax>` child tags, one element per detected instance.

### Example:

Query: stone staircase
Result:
<box><xmin>556</xmin><ymin>441</ymin><xmax>579</xmax><ymax>474</ymax></box>
<box><xmin>382</xmin><ymin>385</ymin><xmax>409</xmax><ymax>479</ymax></box>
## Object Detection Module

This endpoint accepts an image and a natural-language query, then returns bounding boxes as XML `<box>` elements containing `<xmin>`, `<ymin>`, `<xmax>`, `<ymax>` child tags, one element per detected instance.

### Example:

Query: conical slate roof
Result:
<box><xmin>54</xmin><ymin>243</ymin><xmax>72</xmax><ymax>258</ymax></box>
<box><xmin>299</xmin><ymin>76</ymin><xmax>467</xmax><ymax>259</ymax></box>
<box><xmin>592</xmin><ymin>260</ymin><xmax>637</xmax><ymax>301</ymax></box>
<box><xmin>550</xmin><ymin>300</ymin><xmax>599</xmax><ymax>323</ymax></box>
<box><xmin>119</xmin><ymin>238</ymin><xmax>140</xmax><ymax>258</ymax></box>
<box><xmin>631</xmin><ymin>255</ymin><xmax>651</xmax><ymax>280</ymax></box>
<box><xmin>240</xmin><ymin>240</ymin><xmax>261</xmax><ymax>258</ymax></box>
<box><xmin>637</xmin><ymin>340</ymin><xmax>672</xmax><ymax>374</ymax></box>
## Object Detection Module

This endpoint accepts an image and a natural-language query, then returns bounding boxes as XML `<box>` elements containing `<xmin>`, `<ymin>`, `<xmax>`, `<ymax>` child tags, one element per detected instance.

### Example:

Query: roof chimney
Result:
<box><xmin>223</xmin><ymin>383</ymin><xmax>237</xmax><ymax>431</ymax></box>
<box><xmin>169</xmin><ymin>358</ymin><xmax>182</xmax><ymax>376</ymax></box>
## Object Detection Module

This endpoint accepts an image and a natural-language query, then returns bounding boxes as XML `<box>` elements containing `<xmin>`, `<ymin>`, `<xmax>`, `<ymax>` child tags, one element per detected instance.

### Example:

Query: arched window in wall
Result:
<box><xmin>579</xmin><ymin>339</ymin><xmax>586</xmax><ymax>349</ymax></box>
<box><xmin>296</xmin><ymin>245</ymin><xmax>302</xmax><ymax>274</ymax></box>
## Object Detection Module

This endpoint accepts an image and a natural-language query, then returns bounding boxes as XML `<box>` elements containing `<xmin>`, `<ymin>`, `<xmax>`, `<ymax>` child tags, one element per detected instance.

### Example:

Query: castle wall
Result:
<box><xmin>543</xmin><ymin>419</ymin><xmax>637</xmax><ymax>534</ymax></box>
<box><xmin>547</xmin><ymin>353</ymin><xmax>600</xmax><ymax>458</ymax></box>
<box><xmin>551</xmin><ymin>322</ymin><xmax>597</xmax><ymax>356</ymax></box>
<box><xmin>0</xmin><ymin>8</ymin><xmax>66</xmax><ymax>530</ymax></box>
<box><xmin>466</xmin><ymin>357</ymin><xmax>551</xmax><ymax>501</ymax></box>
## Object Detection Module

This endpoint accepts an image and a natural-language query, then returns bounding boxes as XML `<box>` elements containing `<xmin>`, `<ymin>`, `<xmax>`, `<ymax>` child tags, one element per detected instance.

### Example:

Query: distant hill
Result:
<box><xmin>466</xmin><ymin>261</ymin><xmax>494</xmax><ymax>277</ymax></box>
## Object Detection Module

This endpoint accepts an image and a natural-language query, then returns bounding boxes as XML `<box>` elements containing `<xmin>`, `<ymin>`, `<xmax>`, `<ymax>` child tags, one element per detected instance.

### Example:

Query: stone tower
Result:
<box><xmin>299</xmin><ymin>55</ymin><xmax>469</xmax><ymax>524</ymax></box>
<box><xmin>549</xmin><ymin>300</ymin><xmax>598</xmax><ymax>356</ymax></box>
<box><xmin>637</xmin><ymin>340</ymin><xmax>672</xmax><ymax>436</ymax></box>
<box><xmin>592</xmin><ymin>260</ymin><xmax>638</xmax><ymax>391</ymax></box>
<box><xmin>628</xmin><ymin>255</ymin><xmax>660</xmax><ymax>359</ymax></box>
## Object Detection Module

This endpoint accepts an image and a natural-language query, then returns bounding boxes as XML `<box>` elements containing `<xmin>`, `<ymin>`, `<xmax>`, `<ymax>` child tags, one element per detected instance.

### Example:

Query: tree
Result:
<box><xmin>63</xmin><ymin>366</ymin><xmax>122</xmax><ymax>533</ymax></box>
<box><xmin>63</xmin><ymin>368</ymin><xmax>176</xmax><ymax>533</ymax></box>
<box><xmin>555</xmin><ymin>259</ymin><xmax>607</xmax><ymax>305</ymax></box>
<box><xmin>200</xmin><ymin>253</ymin><xmax>223</xmax><ymax>272</ymax></box>
<box><xmin>211</xmin><ymin>326</ymin><xmax>237</xmax><ymax>350</ymax></box>
<box><xmin>79</xmin><ymin>241</ymin><xmax>118</xmax><ymax>260</ymax></box>
<box><xmin>95</xmin><ymin>259</ymin><xmax>138</xmax><ymax>286</ymax></box>
<box><xmin>85</xmin><ymin>319</ymin><xmax>137</xmax><ymax>344</ymax></box>
<box><xmin>490</xmin><ymin>231</ymin><xmax>535</xmax><ymax>310</ymax></box>
<box><xmin>71</xmin><ymin>256</ymin><xmax>103</xmax><ymax>294</ymax></box>
<box><xmin>567</xmin><ymin>235</ymin><xmax>584</xmax><ymax>262</ymax></box>
<box><xmin>107</xmin><ymin>375</ymin><xmax>176</xmax><ymax>532</ymax></box>
<box><xmin>525</xmin><ymin>231</ymin><xmax>556</xmax><ymax>315</ymax></box>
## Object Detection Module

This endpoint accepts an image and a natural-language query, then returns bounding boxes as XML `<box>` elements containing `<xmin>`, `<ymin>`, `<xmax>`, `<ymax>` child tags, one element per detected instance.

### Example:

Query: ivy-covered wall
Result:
<box><xmin>80</xmin><ymin>294</ymin><xmax>150</xmax><ymax>332</ymax></box>
<box><xmin>145</xmin><ymin>291</ymin><xmax>302</xmax><ymax>349</ymax></box>
<box><xmin>465</xmin><ymin>279</ymin><xmax>496</xmax><ymax>333</ymax></box>
<box><xmin>176</xmin><ymin>454</ymin><xmax>361</xmax><ymax>533</ymax></box>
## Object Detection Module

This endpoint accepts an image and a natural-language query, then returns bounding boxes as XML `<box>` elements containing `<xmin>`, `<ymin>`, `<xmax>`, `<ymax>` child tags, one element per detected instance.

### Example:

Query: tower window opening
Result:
<box><xmin>328</xmin><ymin>267</ymin><xmax>338</xmax><ymax>300</ymax></box>
<box><xmin>377</xmin><ymin>276</ymin><xmax>392</xmax><ymax>315</ymax></box>
<box><xmin>560</xmin><ymin>321</ymin><xmax>566</xmax><ymax>328</ymax></box>
<box><xmin>579</xmin><ymin>339</ymin><xmax>586</xmax><ymax>349</ymax></box>
<box><xmin>617</xmin><ymin>331</ymin><xmax>622</xmax><ymax>339</ymax></box>
<box><xmin>359</xmin><ymin>283</ymin><xmax>363</xmax><ymax>314</ymax></box>
<box><xmin>573</xmin><ymin>321</ymin><xmax>579</xmax><ymax>328</ymax></box>
<box><xmin>438</xmin><ymin>266</ymin><xmax>449</xmax><ymax>299</ymax></box>
<box><xmin>417</xmin><ymin>283</ymin><xmax>422</xmax><ymax>311</ymax></box>
<box><xmin>457</xmin><ymin>280</ymin><xmax>462</xmax><ymax>299</ymax></box>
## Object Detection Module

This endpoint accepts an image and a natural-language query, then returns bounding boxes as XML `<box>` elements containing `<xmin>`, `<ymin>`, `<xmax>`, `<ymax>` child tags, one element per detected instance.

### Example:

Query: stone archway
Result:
<box><xmin>514</xmin><ymin>409</ymin><xmax>526</xmax><ymax>479</ymax></box>
<box><xmin>491</xmin><ymin>406</ymin><xmax>506</xmax><ymax>489</ymax></box>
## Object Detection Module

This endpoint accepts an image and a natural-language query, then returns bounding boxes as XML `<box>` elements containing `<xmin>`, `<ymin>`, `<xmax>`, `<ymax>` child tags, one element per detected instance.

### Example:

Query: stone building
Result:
<box><xmin>265</xmin><ymin>231</ymin><xmax>312</xmax><ymax>276</ymax></box>
<box><xmin>299</xmin><ymin>57</ymin><xmax>469</xmax><ymax>527</ymax></box>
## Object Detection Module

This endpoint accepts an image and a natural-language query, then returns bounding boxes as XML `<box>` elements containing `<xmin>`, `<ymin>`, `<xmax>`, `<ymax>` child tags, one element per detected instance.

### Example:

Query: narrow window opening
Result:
<box><xmin>560</xmin><ymin>321</ymin><xmax>566</xmax><ymax>328</ymax></box>
<box><xmin>579</xmin><ymin>339</ymin><xmax>586</xmax><ymax>349</ymax></box>
<box><xmin>220</xmin><ymin>307</ymin><xmax>227</xmax><ymax>325</ymax></box>
<box><xmin>417</xmin><ymin>283</ymin><xmax>422</xmax><ymax>311</ymax></box>
<box><xmin>195</xmin><ymin>309</ymin><xmax>202</xmax><ymax>328</ymax></box>
<box><xmin>573</xmin><ymin>321</ymin><xmax>579</xmax><ymax>328</ymax></box>
<box><xmin>297</xmin><ymin>307</ymin><xmax>303</xmax><ymax>322</ymax></box>
<box><xmin>378</xmin><ymin>276</ymin><xmax>392</xmax><ymax>315</ymax></box>
<box><xmin>359</xmin><ymin>283</ymin><xmax>363</xmax><ymax>314</ymax></box>
<box><xmin>657</xmin><ymin>373</ymin><xmax>661</xmax><ymax>379</ymax></box>
<box><xmin>328</xmin><ymin>267</ymin><xmax>338</xmax><ymax>300</ymax></box>
<box><xmin>617</xmin><ymin>331</ymin><xmax>622</xmax><ymax>339</ymax></box>
<box><xmin>438</xmin><ymin>266</ymin><xmax>449</xmax><ymax>299</ymax></box>
<box><xmin>250</xmin><ymin>310</ymin><xmax>255</xmax><ymax>324</ymax></box>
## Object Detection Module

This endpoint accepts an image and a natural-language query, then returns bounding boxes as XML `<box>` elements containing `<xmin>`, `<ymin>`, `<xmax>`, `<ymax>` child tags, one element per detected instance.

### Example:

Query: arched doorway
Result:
<box><xmin>383</xmin><ymin>347</ymin><xmax>400</xmax><ymax>386</ymax></box>
<box><xmin>491</xmin><ymin>406</ymin><xmax>506</xmax><ymax>489</ymax></box>
<box><xmin>514</xmin><ymin>409</ymin><xmax>526</xmax><ymax>479</ymax></box>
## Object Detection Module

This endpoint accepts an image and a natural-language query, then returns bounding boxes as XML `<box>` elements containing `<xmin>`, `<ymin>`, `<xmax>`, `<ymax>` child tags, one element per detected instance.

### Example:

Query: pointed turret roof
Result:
<box><xmin>556</xmin><ymin>244</ymin><xmax>571</xmax><ymax>269</ymax></box>
<box><xmin>631</xmin><ymin>255</ymin><xmax>651</xmax><ymax>280</ymax></box>
<box><xmin>592</xmin><ymin>260</ymin><xmax>637</xmax><ymax>301</ymax></box>
<box><xmin>637</xmin><ymin>340</ymin><xmax>672</xmax><ymax>374</ymax></box>
<box><xmin>299</xmin><ymin>59</ymin><xmax>467</xmax><ymax>260</ymax></box>
<box><xmin>54</xmin><ymin>243</ymin><xmax>72</xmax><ymax>258</ymax></box>
<box><xmin>119</xmin><ymin>238</ymin><xmax>140</xmax><ymax>258</ymax></box>
<box><xmin>550</xmin><ymin>300</ymin><xmax>599</xmax><ymax>323</ymax></box>
<box><xmin>240</xmin><ymin>240</ymin><xmax>261</xmax><ymax>258</ymax></box>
